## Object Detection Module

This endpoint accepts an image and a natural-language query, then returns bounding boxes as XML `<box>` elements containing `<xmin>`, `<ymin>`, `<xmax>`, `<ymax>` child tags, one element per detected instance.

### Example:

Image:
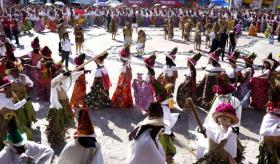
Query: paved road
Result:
<box><xmin>13</xmin><ymin>25</ymin><xmax>280</xmax><ymax>163</ymax></box>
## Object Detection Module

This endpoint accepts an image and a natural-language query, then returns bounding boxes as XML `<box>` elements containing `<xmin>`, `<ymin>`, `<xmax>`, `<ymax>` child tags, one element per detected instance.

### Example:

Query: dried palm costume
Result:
<box><xmin>163</xmin><ymin>18</ymin><xmax>169</xmax><ymax>40</ymax></box>
<box><xmin>85</xmin><ymin>53</ymin><xmax>112</xmax><ymax>110</ymax></box>
<box><xmin>109</xmin><ymin>17</ymin><xmax>118</xmax><ymax>39</ymax></box>
<box><xmin>158</xmin><ymin>47</ymin><xmax>178</xmax><ymax>94</ymax></box>
<box><xmin>0</xmin><ymin>77</ymin><xmax>30</xmax><ymax>150</ymax></box>
<box><xmin>111</xmin><ymin>47</ymin><xmax>133</xmax><ymax>108</ymax></box>
<box><xmin>136</xmin><ymin>30</ymin><xmax>146</xmax><ymax>57</ymax></box>
<box><xmin>258</xmin><ymin>72</ymin><xmax>280</xmax><ymax>164</ymax></box>
<box><xmin>177</xmin><ymin>53</ymin><xmax>201</xmax><ymax>109</ymax></box>
<box><xmin>167</xmin><ymin>19</ymin><xmax>174</xmax><ymax>40</ymax></box>
<box><xmin>6</xmin><ymin>66</ymin><xmax>36</xmax><ymax>130</ymax></box>
<box><xmin>47</xmin><ymin>65</ymin><xmax>86</xmax><ymax>146</ymax></box>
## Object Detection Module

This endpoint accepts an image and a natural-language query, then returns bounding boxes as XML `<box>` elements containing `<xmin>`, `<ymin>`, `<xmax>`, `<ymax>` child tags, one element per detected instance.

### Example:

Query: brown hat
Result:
<box><xmin>74</xmin><ymin>53</ymin><xmax>86</xmax><ymax>66</ymax></box>
<box><xmin>228</xmin><ymin>50</ymin><xmax>240</xmax><ymax>63</ymax></box>
<box><xmin>242</xmin><ymin>52</ymin><xmax>257</xmax><ymax>65</ymax></box>
<box><xmin>212</xmin><ymin>102</ymin><xmax>239</xmax><ymax>125</ymax></box>
<box><xmin>263</xmin><ymin>53</ymin><xmax>275</xmax><ymax>69</ymax></box>
<box><xmin>140</xmin><ymin>102</ymin><xmax>167</xmax><ymax>127</ymax></box>
<box><xmin>144</xmin><ymin>53</ymin><xmax>156</xmax><ymax>68</ymax></box>
<box><xmin>187</xmin><ymin>53</ymin><xmax>201</xmax><ymax>66</ymax></box>
<box><xmin>74</xmin><ymin>107</ymin><xmax>95</xmax><ymax>137</ymax></box>
<box><xmin>40</xmin><ymin>46</ymin><xmax>52</xmax><ymax>58</ymax></box>
<box><xmin>31</xmin><ymin>37</ymin><xmax>40</xmax><ymax>50</ymax></box>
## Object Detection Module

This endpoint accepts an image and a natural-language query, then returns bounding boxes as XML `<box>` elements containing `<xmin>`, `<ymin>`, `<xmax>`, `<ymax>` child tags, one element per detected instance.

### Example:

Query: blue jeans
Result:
<box><xmin>269</xmin><ymin>35</ymin><xmax>274</xmax><ymax>44</ymax></box>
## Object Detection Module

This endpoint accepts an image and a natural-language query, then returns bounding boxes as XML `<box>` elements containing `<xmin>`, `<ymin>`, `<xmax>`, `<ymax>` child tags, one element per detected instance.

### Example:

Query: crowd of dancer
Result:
<box><xmin>0</xmin><ymin>4</ymin><xmax>280</xmax><ymax>164</ymax></box>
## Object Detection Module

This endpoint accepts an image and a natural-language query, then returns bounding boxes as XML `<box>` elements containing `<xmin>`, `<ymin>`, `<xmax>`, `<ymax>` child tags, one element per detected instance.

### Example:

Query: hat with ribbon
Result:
<box><xmin>4</xmin><ymin>113</ymin><xmax>27</xmax><ymax>146</ymax></box>
<box><xmin>144</xmin><ymin>53</ymin><xmax>156</xmax><ymax>68</ymax></box>
<box><xmin>228</xmin><ymin>50</ymin><xmax>240</xmax><ymax>63</ymax></box>
<box><xmin>74</xmin><ymin>53</ymin><xmax>86</xmax><ymax>66</ymax></box>
<box><xmin>242</xmin><ymin>52</ymin><xmax>257</xmax><ymax>65</ymax></box>
<box><xmin>140</xmin><ymin>102</ymin><xmax>166</xmax><ymax>127</ymax></box>
<box><xmin>31</xmin><ymin>37</ymin><xmax>40</xmax><ymax>50</ymax></box>
<box><xmin>40</xmin><ymin>46</ymin><xmax>52</xmax><ymax>58</ymax></box>
<box><xmin>187</xmin><ymin>52</ymin><xmax>201</xmax><ymax>66</ymax></box>
<box><xmin>208</xmin><ymin>48</ymin><xmax>222</xmax><ymax>62</ymax></box>
<box><xmin>212</xmin><ymin>74</ymin><xmax>236</xmax><ymax>95</ymax></box>
<box><xmin>263</xmin><ymin>53</ymin><xmax>275</xmax><ymax>69</ymax></box>
<box><xmin>212</xmin><ymin>102</ymin><xmax>239</xmax><ymax>125</ymax></box>
<box><xmin>119</xmin><ymin>46</ymin><xmax>130</xmax><ymax>61</ymax></box>
<box><xmin>74</xmin><ymin>107</ymin><xmax>95</xmax><ymax>137</ymax></box>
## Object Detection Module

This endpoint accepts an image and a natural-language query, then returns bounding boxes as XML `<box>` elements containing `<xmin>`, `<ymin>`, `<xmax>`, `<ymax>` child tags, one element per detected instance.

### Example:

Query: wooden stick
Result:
<box><xmin>186</xmin><ymin>97</ymin><xmax>207</xmax><ymax>138</ymax></box>
<box><xmin>72</xmin><ymin>47</ymin><xmax>111</xmax><ymax>72</ymax></box>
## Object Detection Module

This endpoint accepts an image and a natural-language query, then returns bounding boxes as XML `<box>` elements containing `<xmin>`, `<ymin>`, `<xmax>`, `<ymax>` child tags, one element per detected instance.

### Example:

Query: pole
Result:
<box><xmin>186</xmin><ymin>97</ymin><xmax>207</xmax><ymax>138</ymax></box>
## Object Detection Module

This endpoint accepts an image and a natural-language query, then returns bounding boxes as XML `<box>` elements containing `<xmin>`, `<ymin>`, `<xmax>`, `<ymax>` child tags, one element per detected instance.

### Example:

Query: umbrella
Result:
<box><xmin>161</xmin><ymin>5</ymin><xmax>167</xmax><ymax>9</ymax></box>
<box><xmin>154</xmin><ymin>3</ymin><xmax>160</xmax><ymax>7</ymax></box>
<box><xmin>45</xmin><ymin>2</ymin><xmax>53</xmax><ymax>6</ymax></box>
<box><xmin>54</xmin><ymin>1</ymin><xmax>65</xmax><ymax>6</ymax></box>
<box><xmin>132</xmin><ymin>4</ymin><xmax>138</xmax><ymax>8</ymax></box>
<box><xmin>97</xmin><ymin>2</ymin><xmax>107</xmax><ymax>6</ymax></box>
<box><xmin>29</xmin><ymin>0</ymin><xmax>42</xmax><ymax>4</ymax></box>
<box><xmin>106</xmin><ymin>0</ymin><xmax>122</xmax><ymax>7</ymax></box>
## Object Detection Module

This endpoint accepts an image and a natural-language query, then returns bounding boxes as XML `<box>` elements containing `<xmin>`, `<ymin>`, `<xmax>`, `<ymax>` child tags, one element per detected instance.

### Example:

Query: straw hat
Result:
<box><xmin>208</xmin><ymin>48</ymin><xmax>222</xmax><ymax>62</ymax></box>
<box><xmin>140</xmin><ymin>102</ymin><xmax>167</xmax><ymax>127</ymax></box>
<box><xmin>212</xmin><ymin>103</ymin><xmax>239</xmax><ymax>125</ymax></box>
<box><xmin>242</xmin><ymin>52</ymin><xmax>257</xmax><ymax>65</ymax></box>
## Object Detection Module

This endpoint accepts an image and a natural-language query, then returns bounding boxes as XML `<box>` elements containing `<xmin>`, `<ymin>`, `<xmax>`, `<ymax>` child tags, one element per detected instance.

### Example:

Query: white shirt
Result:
<box><xmin>0</xmin><ymin>93</ymin><xmax>27</xmax><ymax>110</ymax></box>
<box><xmin>163</xmin><ymin>65</ymin><xmax>177</xmax><ymax>77</ymax></box>
<box><xmin>226</xmin><ymin>66</ymin><xmax>241</xmax><ymax>79</ymax></box>
<box><xmin>95</xmin><ymin>67</ymin><xmax>109</xmax><ymax>77</ymax></box>
<box><xmin>126</xmin><ymin>130</ymin><xmax>166</xmax><ymax>164</ymax></box>
<box><xmin>61</xmin><ymin>39</ymin><xmax>71</xmax><ymax>52</ymax></box>
<box><xmin>0</xmin><ymin>141</ymin><xmax>53</xmax><ymax>164</ymax></box>
<box><xmin>260</xmin><ymin>113</ymin><xmax>280</xmax><ymax>136</ymax></box>
<box><xmin>6</xmin><ymin>74</ymin><xmax>34</xmax><ymax>88</ymax></box>
<box><xmin>58</xmin><ymin>139</ymin><xmax>104</xmax><ymax>164</ymax></box>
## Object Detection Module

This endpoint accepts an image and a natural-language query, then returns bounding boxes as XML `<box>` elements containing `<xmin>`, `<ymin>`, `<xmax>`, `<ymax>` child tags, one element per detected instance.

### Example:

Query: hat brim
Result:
<box><xmin>4</xmin><ymin>133</ymin><xmax>27</xmax><ymax>147</ymax></box>
<box><xmin>208</xmin><ymin>53</ymin><xmax>219</xmax><ymax>62</ymax></box>
<box><xmin>187</xmin><ymin>57</ymin><xmax>196</xmax><ymax>66</ymax></box>
<box><xmin>212</xmin><ymin>112</ymin><xmax>239</xmax><ymax>125</ymax></box>
<box><xmin>140</xmin><ymin>117</ymin><xmax>167</xmax><ymax>127</ymax></box>
<box><xmin>263</xmin><ymin>59</ymin><xmax>274</xmax><ymax>68</ymax></box>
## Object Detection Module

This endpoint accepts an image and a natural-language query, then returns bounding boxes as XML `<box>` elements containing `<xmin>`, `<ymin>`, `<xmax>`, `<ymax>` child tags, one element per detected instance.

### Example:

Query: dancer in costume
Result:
<box><xmin>258</xmin><ymin>72</ymin><xmax>280</xmax><ymax>163</ymax></box>
<box><xmin>226</xmin><ymin>50</ymin><xmax>243</xmax><ymax>86</ymax></box>
<box><xmin>85</xmin><ymin>52</ymin><xmax>112</xmax><ymax>110</ymax></box>
<box><xmin>74</xmin><ymin>24</ymin><xmax>84</xmax><ymax>55</ymax></box>
<box><xmin>195</xmin><ymin>102</ymin><xmax>242</xmax><ymax>164</ymax></box>
<box><xmin>163</xmin><ymin>18</ymin><xmax>169</xmax><ymax>40</ymax></box>
<box><xmin>47</xmin><ymin>13</ymin><xmax>57</xmax><ymax>32</ymax></box>
<box><xmin>33</xmin><ymin>15</ymin><xmax>45</xmax><ymax>33</ymax></box>
<box><xmin>70</xmin><ymin>53</ymin><xmax>87</xmax><ymax>108</ymax></box>
<box><xmin>22</xmin><ymin>37</ymin><xmax>42</xmax><ymax>100</ymax></box>
<box><xmin>111</xmin><ymin>46</ymin><xmax>133</xmax><ymax>108</ymax></box>
<box><xmin>248</xmin><ymin>23</ymin><xmax>258</xmax><ymax>37</ymax></box>
<box><xmin>0</xmin><ymin>77</ymin><xmax>31</xmax><ymax>150</ymax></box>
<box><xmin>177</xmin><ymin>53</ymin><xmax>201</xmax><ymax>109</ymax></box>
<box><xmin>197</xmin><ymin>48</ymin><xmax>224</xmax><ymax>110</ymax></box>
<box><xmin>5</xmin><ymin>64</ymin><xmax>36</xmax><ymax>129</ymax></box>
<box><xmin>0</xmin><ymin>113</ymin><xmax>53</xmax><ymax>163</ymax></box>
<box><xmin>110</xmin><ymin>16</ymin><xmax>118</xmax><ymax>40</ymax></box>
<box><xmin>136</xmin><ymin>29</ymin><xmax>146</xmax><ymax>57</ymax></box>
<box><xmin>204</xmin><ymin>20</ymin><xmax>213</xmax><ymax>49</ymax></box>
<box><xmin>58</xmin><ymin>106</ymin><xmax>104</xmax><ymax>164</ymax></box>
<box><xmin>127</xmin><ymin>102</ymin><xmax>166</xmax><ymax>164</ymax></box>
<box><xmin>46</xmin><ymin>64</ymin><xmax>89</xmax><ymax>146</ymax></box>
<box><xmin>157</xmin><ymin>47</ymin><xmax>178</xmax><ymax>94</ymax></box>
<box><xmin>132</xmin><ymin>54</ymin><xmax>156</xmax><ymax>113</ymax></box>
<box><xmin>36</xmin><ymin>46</ymin><xmax>54</xmax><ymax>101</ymax></box>
<box><xmin>194</xmin><ymin>22</ymin><xmax>202</xmax><ymax>51</ymax></box>
<box><xmin>167</xmin><ymin>19</ymin><xmax>174</xmax><ymax>41</ymax></box>
<box><xmin>123</xmin><ymin>22</ymin><xmax>133</xmax><ymax>47</ymax></box>
<box><xmin>236</xmin><ymin>53</ymin><xmax>256</xmax><ymax>108</ymax></box>
<box><xmin>250</xmin><ymin>54</ymin><xmax>275</xmax><ymax>110</ymax></box>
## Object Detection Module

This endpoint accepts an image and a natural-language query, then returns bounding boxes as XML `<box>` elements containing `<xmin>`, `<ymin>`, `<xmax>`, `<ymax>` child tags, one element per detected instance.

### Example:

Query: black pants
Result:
<box><xmin>278</xmin><ymin>35</ymin><xmax>280</xmax><ymax>42</ymax></box>
<box><xmin>4</xmin><ymin>28</ymin><xmax>12</xmax><ymax>40</ymax></box>
<box><xmin>60</xmin><ymin>51</ymin><xmax>70</xmax><ymax>68</ymax></box>
<box><xmin>229</xmin><ymin>44</ymin><xmax>236</xmax><ymax>54</ymax></box>
<box><xmin>12</xmin><ymin>30</ymin><xmax>19</xmax><ymax>45</ymax></box>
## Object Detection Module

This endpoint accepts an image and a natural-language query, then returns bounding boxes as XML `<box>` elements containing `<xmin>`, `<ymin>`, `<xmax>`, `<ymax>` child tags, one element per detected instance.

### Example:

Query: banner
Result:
<box><xmin>123</xmin><ymin>0</ymin><xmax>152</xmax><ymax>7</ymax></box>
<box><xmin>153</xmin><ymin>0</ymin><xmax>186</xmax><ymax>6</ymax></box>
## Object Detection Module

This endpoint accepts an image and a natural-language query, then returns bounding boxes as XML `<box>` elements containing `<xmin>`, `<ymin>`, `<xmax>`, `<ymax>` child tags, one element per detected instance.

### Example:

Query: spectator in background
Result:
<box><xmin>228</xmin><ymin>28</ymin><xmax>237</xmax><ymax>54</ymax></box>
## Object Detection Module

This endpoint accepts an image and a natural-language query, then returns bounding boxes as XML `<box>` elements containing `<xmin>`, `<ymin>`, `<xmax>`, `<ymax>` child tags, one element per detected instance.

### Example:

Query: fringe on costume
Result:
<box><xmin>46</xmin><ymin>100</ymin><xmax>74</xmax><ymax>146</ymax></box>
<box><xmin>257</xmin><ymin>141</ymin><xmax>280</xmax><ymax>164</ymax></box>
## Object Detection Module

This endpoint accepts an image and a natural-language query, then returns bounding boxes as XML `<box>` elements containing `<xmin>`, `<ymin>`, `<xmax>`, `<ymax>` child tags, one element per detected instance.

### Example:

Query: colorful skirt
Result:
<box><xmin>111</xmin><ymin>74</ymin><xmax>133</xmax><ymax>108</ymax></box>
<box><xmin>46</xmin><ymin>100</ymin><xmax>74</xmax><ymax>146</ymax></box>
<box><xmin>250</xmin><ymin>77</ymin><xmax>269</xmax><ymax>110</ymax></box>
<box><xmin>47</xmin><ymin>20</ymin><xmax>57</xmax><ymax>32</ymax></box>
<box><xmin>34</xmin><ymin>20</ymin><xmax>45</xmax><ymax>32</ymax></box>
<box><xmin>176</xmin><ymin>78</ymin><xmax>196</xmax><ymax>109</ymax></box>
<box><xmin>70</xmin><ymin>75</ymin><xmax>86</xmax><ymax>108</ymax></box>
<box><xmin>22</xmin><ymin>20</ymin><xmax>32</xmax><ymax>32</ymax></box>
<box><xmin>132</xmin><ymin>79</ymin><xmax>154</xmax><ymax>111</ymax></box>
<box><xmin>85</xmin><ymin>79</ymin><xmax>111</xmax><ymax>110</ymax></box>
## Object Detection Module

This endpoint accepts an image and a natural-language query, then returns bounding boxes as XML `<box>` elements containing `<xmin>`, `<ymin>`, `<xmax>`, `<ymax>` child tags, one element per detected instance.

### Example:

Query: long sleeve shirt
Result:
<box><xmin>0</xmin><ymin>93</ymin><xmax>27</xmax><ymax>110</ymax></box>
<box><xmin>0</xmin><ymin>141</ymin><xmax>54</xmax><ymax>164</ymax></box>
